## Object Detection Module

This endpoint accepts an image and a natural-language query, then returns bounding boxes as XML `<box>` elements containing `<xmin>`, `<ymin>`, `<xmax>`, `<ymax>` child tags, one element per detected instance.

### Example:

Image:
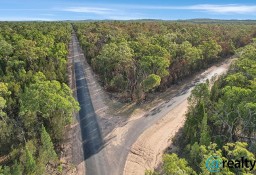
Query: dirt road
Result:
<box><xmin>71</xmin><ymin>29</ymin><xmax>233</xmax><ymax>175</ymax></box>
<box><xmin>123</xmin><ymin>60</ymin><xmax>232</xmax><ymax>174</ymax></box>
<box><xmin>91</xmin><ymin>58</ymin><xmax>231</xmax><ymax>175</ymax></box>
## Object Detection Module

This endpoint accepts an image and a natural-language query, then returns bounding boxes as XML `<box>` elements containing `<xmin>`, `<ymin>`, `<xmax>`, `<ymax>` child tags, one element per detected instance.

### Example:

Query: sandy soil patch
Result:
<box><xmin>123</xmin><ymin>100</ymin><xmax>188</xmax><ymax>175</ymax></box>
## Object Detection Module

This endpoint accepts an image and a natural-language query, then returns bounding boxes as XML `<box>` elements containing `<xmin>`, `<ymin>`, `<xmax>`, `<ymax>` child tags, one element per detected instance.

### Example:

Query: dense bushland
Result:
<box><xmin>73</xmin><ymin>22</ymin><xmax>256</xmax><ymax>101</ymax></box>
<box><xmin>0</xmin><ymin>22</ymin><xmax>79</xmax><ymax>174</ymax></box>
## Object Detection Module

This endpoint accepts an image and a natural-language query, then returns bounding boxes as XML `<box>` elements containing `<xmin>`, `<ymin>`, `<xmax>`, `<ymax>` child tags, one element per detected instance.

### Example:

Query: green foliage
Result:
<box><xmin>145</xmin><ymin>170</ymin><xmax>160</xmax><ymax>175</ymax></box>
<box><xmin>183</xmin><ymin>83</ymin><xmax>210</xmax><ymax>145</ymax></box>
<box><xmin>20</xmin><ymin>73</ymin><xmax>79</xmax><ymax>139</ymax></box>
<box><xmin>0</xmin><ymin>83</ymin><xmax>12</xmax><ymax>153</ymax></box>
<box><xmin>24</xmin><ymin>146</ymin><xmax>36</xmax><ymax>175</ymax></box>
<box><xmin>199</xmin><ymin>39</ymin><xmax>222</xmax><ymax>61</ymax></box>
<box><xmin>0</xmin><ymin>22</ymin><xmax>75</xmax><ymax>174</ymax></box>
<box><xmin>74</xmin><ymin>22</ymin><xmax>255</xmax><ymax>100</ymax></box>
<box><xmin>142</xmin><ymin>74</ymin><xmax>161</xmax><ymax>92</ymax></box>
<box><xmin>11</xmin><ymin>161</ymin><xmax>22</xmax><ymax>175</ymax></box>
<box><xmin>199</xmin><ymin>103</ymin><xmax>211</xmax><ymax>146</ymax></box>
<box><xmin>31</xmin><ymin>125</ymin><xmax>59</xmax><ymax>174</ymax></box>
<box><xmin>162</xmin><ymin>153</ymin><xmax>196</xmax><ymax>175</ymax></box>
<box><xmin>223</xmin><ymin>142</ymin><xmax>256</xmax><ymax>174</ymax></box>
<box><xmin>57</xmin><ymin>165</ymin><xmax>63</xmax><ymax>173</ymax></box>
<box><xmin>39</xmin><ymin>125</ymin><xmax>58</xmax><ymax>164</ymax></box>
<box><xmin>92</xmin><ymin>41</ymin><xmax>134</xmax><ymax>91</ymax></box>
<box><xmin>161</xmin><ymin>40</ymin><xmax>256</xmax><ymax>175</ymax></box>
<box><xmin>0</xmin><ymin>82</ymin><xmax>10</xmax><ymax>109</ymax></box>
<box><xmin>0</xmin><ymin>40</ymin><xmax>13</xmax><ymax>58</ymax></box>
<box><xmin>138</xmin><ymin>43</ymin><xmax>170</xmax><ymax>77</ymax></box>
<box><xmin>188</xmin><ymin>142</ymin><xmax>201</xmax><ymax>171</ymax></box>
<box><xmin>225</xmin><ymin>73</ymin><xmax>248</xmax><ymax>87</ymax></box>
<box><xmin>157</xmin><ymin>142</ymin><xmax>255</xmax><ymax>174</ymax></box>
<box><xmin>0</xmin><ymin>166</ymin><xmax>11</xmax><ymax>175</ymax></box>
<box><xmin>188</xmin><ymin>83</ymin><xmax>210</xmax><ymax>106</ymax></box>
<box><xmin>199</xmin><ymin>143</ymin><xmax>223</xmax><ymax>174</ymax></box>
<box><xmin>90</xmin><ymin>34</ymin><xmax>171</xmax><ymax>99</ymax></box>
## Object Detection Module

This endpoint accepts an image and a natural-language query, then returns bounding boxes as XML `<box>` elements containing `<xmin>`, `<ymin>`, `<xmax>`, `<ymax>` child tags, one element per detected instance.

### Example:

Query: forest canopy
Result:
<box><xmin>0</xmin><ymin>22</ymin><xmax>79</xmax><ymax>175</ymax></box>
<box><xmin>73</xmin><ymin>21</ymin><xmax>256</xmax><ymax>101</ymax></box>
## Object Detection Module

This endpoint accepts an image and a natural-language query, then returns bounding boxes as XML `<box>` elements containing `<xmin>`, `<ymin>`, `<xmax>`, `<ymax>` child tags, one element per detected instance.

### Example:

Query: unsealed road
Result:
<box><xmin>116</xmin><ymin>60</ymin><xmax>231</xmax><ymax>174</ymax></box>
<box><xmin>71</xmin><ymin>31</ymin><xmax>233</xmax><ymax>175</ymax></box>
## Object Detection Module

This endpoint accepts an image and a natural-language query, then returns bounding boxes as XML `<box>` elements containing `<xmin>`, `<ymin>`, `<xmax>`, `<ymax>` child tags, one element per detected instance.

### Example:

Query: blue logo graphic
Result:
<box><xmin>205</xmin><ymin>155</ymin><xmax>223</xmax><ymax>172</ymax></box>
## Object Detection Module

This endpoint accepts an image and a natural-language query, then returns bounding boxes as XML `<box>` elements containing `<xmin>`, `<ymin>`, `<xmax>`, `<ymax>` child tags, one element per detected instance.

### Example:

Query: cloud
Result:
<box><xmin>60</xmin><ymin>4</ymin><xmax>256</xmax><ymax>16</ymax></box>
<box><xmin>61</xmin><ymin>6</ymin><xmax>145</xmax><ymax>19</ymax></box>
<box><xmin>63</xmin><ymin>7</ymin><xmax>114</xmax><ymax>15</ymax></box>
<box><xmin>130</xmin><ymin>4</ymin><xmax>256</xmax><ymax>14</ymax></box>
<box><xmin>186</xmin><ymin>4</ymin><xmax>256</xmax><ymax>14</ymax></box>
<box><xmin>96</xmin><ymin>4</ymin><xmax>256</xmax><ymax>14</ymax></box>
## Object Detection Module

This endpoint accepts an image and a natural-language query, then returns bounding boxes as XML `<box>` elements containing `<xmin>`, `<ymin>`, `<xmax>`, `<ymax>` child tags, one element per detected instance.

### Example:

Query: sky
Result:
<box><xmin>1</xmin><ymin>0</ymin><xmax>256</xmax><ymax>21</ymax></box>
